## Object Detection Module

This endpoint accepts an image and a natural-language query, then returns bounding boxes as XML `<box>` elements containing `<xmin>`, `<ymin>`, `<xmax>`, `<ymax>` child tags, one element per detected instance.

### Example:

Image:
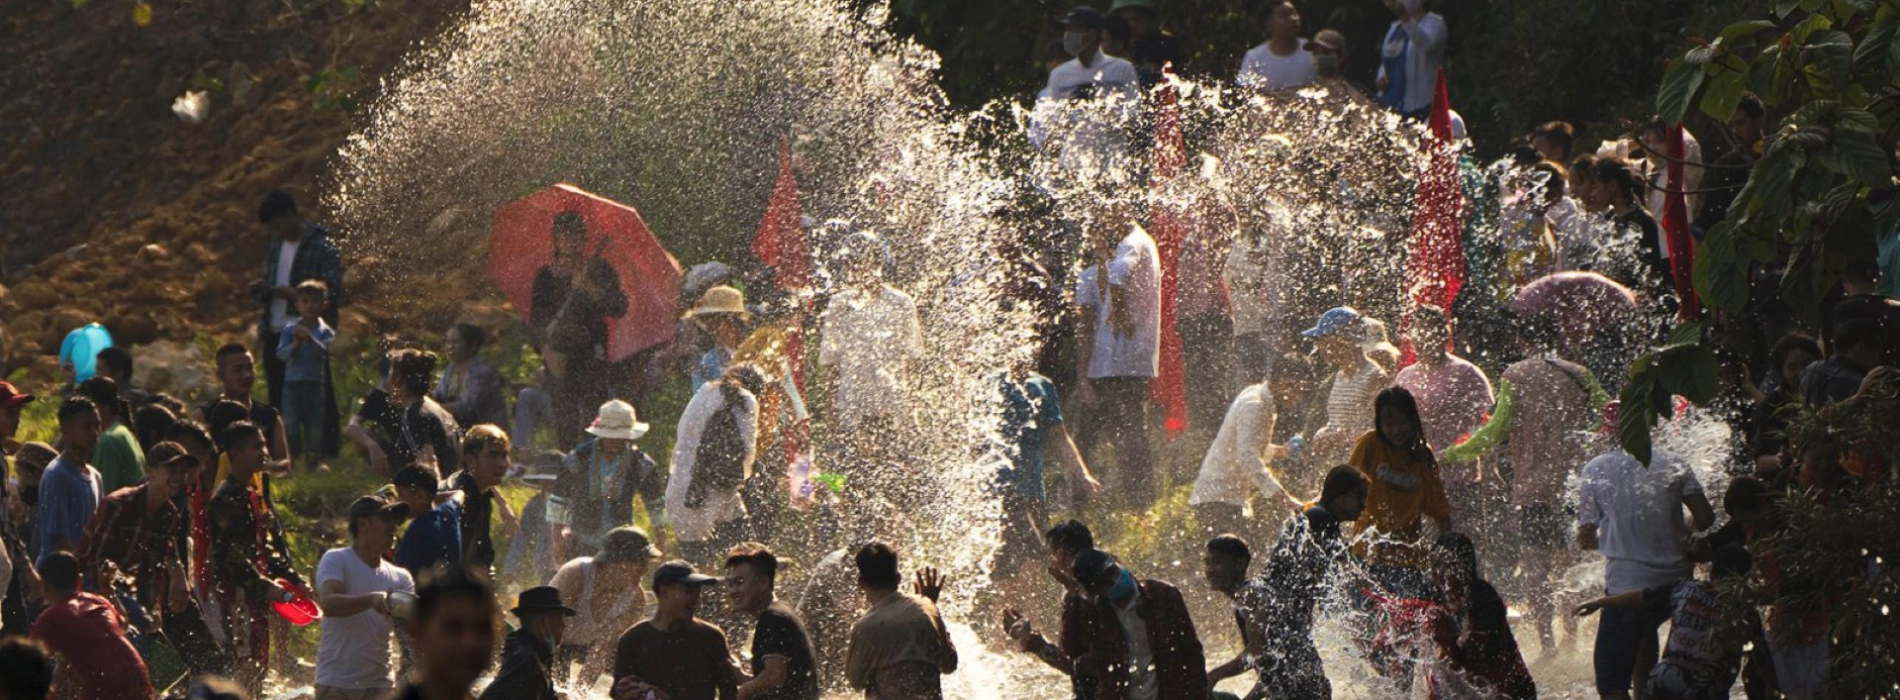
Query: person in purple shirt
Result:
<box><xmin>1394</xmin><ymin>306</ymin><xmax>1494</xmax><ymax>525</ymax></box>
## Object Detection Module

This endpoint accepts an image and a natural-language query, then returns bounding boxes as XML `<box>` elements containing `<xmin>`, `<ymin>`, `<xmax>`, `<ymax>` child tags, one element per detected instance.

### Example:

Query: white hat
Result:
<box><xmin>585</xmin><ymin>400</ymin><xmax>649</xmax><ymax>441</ymax></box>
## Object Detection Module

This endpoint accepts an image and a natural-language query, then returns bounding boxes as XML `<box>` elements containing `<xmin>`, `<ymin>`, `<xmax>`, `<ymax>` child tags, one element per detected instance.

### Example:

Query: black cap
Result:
<box><xmin>651</xmin><ymin>560</ymin><xmax>719</xmax><ymax>591</ymax></box>
<box><xmin>509</xmin><ymin>585</ymin><xmax>577</xmax><ymax>618</ymax></box>
<box><xmin>392</xmin><ymin>465</ymin><xmax>443</xmax><ymax>493</ymax></box>
<box><xmin>1071</xmin><ymin>548</ymin><xmax>1120</xmax><ymax>590</ymax></box>
<box><xmin>1063</xmin><ymin>6</ymin><xmax>1104</xmax><ymax>28</ymax></box>
<box><xmin>348</xmin><ymin>494</ymin><xmax>411</xmax><ymax>524</ymax></box>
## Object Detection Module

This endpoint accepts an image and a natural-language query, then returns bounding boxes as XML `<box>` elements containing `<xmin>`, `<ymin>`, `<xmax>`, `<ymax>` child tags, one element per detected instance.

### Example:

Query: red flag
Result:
<box><xmin>1148</xmin><ymin>74</ymin><xmax>1190</xmax><ymax>436</ymax></box>
<box><xmin>752</xmin><ymin>137</ymin><xmax>810</xmax><ymax>290</ymax></box>
<box><xmin>1663</xmin><ymin>124</ymin><xmax>1700</xmax><ymax>321</ymax></box>
<box><xmin>1399</xmin><ymin>69</ymin><xmax>1467</xmax><ymax>367</ymax></box>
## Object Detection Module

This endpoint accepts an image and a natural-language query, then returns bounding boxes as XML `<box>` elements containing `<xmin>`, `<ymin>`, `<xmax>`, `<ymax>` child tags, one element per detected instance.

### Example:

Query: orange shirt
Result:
<box><xmin>1348</xmin><ymin>430</ymin><xmax>1452</xmax><ymax>568</ymax></box>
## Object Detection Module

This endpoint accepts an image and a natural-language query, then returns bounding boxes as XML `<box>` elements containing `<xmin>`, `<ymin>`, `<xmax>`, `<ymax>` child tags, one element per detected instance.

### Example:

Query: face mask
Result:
<box><xmin>1062</xmin><ymin>31</ymin><xmax>1089</xmax><ymax>58</ymax></box>
<box><xmin>1314</xmin><ymin>54</ymin><xmax>1341</xmax><ymax>75</ymax></box>
<box><xmin>1107</xmin><ymin>569</ymin><xmax>1137</xmax><ymax>601</ymax></box>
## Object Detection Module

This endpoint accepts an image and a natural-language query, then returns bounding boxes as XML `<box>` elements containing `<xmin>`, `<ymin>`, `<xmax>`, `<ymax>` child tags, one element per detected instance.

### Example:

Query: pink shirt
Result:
<box><xmin>1394</xmin><ymin>354</ymin><xmax>1494</xmax><ymax>453</ymax></box>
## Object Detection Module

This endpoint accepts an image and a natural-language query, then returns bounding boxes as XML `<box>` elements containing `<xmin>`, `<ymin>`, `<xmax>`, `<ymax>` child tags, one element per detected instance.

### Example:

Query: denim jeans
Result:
<box><xmin>282</xmin><ymin>381</ymin><xmax>327</xmax><ymax>468</ymax></box>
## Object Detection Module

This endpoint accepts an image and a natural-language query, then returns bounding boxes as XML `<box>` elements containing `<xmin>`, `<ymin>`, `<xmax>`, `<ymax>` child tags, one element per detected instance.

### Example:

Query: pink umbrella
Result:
<box><xmin>1512</xmin><ymin>271</ymin><xmax>1639</xmax><ymax>344</ymax></box>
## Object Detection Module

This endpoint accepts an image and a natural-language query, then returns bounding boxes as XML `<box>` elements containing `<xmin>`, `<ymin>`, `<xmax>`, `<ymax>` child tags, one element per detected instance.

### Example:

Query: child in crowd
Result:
<box><xmin>277</xmin><ymin>280</ymin><xmax>336</xmax><ymax>472</ymax></box>
<box><xmin>1577</xmin><ymin>545</ymin><xmax>1765</xmax><ymax>700</ymax></box>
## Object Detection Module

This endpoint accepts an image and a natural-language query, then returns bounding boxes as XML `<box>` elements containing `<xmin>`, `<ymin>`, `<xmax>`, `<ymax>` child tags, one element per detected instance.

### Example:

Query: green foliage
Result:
<box><xmin>1622</xmin><ymin>0</ymin><xmax>1895</xmax><ymax>464</ymax></box>
<box><xmin>306</xmin><ymin>67</ymin><xmax>361</xmax><ymax>113</ymax></box>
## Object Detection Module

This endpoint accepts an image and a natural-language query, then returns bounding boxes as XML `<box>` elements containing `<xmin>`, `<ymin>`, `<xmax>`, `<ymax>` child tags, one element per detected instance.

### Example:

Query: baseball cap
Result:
<box><xmin>348</xmin><ymin>494</ymin><xmax>411</xmax><ymax>524</ymax></box>
<box><xmin>1063</xmin><ymin>6</ymin><xmax>1104</xmax><ymax>29</ymax></box>
<box><xmin>651</xmin><ymin>560</ymin><xmax>719</xmax><ymax>591</ymax></box>
<box><xmin>1302</xmin><ymin>307</ymin><xmax>1364</xmax><ymax>338</ymax></box>
<box><xmin>0</xmin><ymin>381</ymin><xmax>34</xmax><ymax>408</ymax></box>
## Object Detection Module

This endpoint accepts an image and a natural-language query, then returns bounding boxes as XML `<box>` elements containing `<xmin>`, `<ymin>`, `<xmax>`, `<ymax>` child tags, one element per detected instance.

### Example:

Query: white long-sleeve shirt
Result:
<box><xmin>1190</xmin><ymin>383</ymin><xmax>1286</xmax><ymax>512</ymax></box>
<box><xmin>1376</xmin><ymin>12</ymin><xmax>1448</xmax><ymax>114</ymax></box>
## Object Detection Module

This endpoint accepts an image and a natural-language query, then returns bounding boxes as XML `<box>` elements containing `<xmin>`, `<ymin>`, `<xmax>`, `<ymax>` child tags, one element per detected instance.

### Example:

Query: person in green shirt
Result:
<box><xmin>78</xmin><ymin>377</ymin><xmax>145</xmax><ymax>493</ymax></box>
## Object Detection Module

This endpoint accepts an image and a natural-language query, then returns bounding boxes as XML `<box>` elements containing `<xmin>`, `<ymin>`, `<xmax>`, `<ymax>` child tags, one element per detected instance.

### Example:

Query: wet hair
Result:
<box><xmin>1769</xmin><ymin>332</ymin><xmax>1821</xmax><ymax>376</ymax></box>
<box><xmin>215</xmin><ymin>342</ymin><xmax>251</xmax><ymax>371</ymax></box>
<box><xmin>133</xmin><ymin>402</ymin><xmax>179</xmax><ymax>452</ymax></box>
<box><xmin>1592</xmin><ymin>157</ymin><xmax>1646</xmax><ymax>204</ymax></box>
<box><xmin>853</xmin><ymin>541</ymin><xmax>902</xmax><ymax>590</ymax></box>
<box><xmin>164</xmin><ymin>419</ymin><xmax>215</xmax><ymax>454</ymax></box>
<box><xmin>36</xmin><ymin>551</ymin><xmax>80</xmax><ymax>592</ymax></box>
<box><xmin>57</xmin><ymin>396</ymin><xmax>98</xmax><ymax>424</ymax></box>
<box><xmin>1532</xmin><ymin>121</ymin><xmax>1576</xmax><ymax>159</ymax></box>
<box><xmin>295</xmin><ymin>279</ymin><xmax>329</xmax><ymax>301</ymax></box>
<box><xmin>1736</xmin><ymin>93</ymin><xmax>1766</xmax><ymax>121</ymax></box>
<box><xmin>257</xmin><ymin>191</ymin><xmax>298</xmax><ymax>224</ymax></box>
<box><xmin>1835</xmin><ymin>318</ymin><xmax>1880</xmax><ymax>353</ymax></box>
<box><xmin>0</xmin><ymin>636</ymin><xmax>54</xmax><ymax>700</ymax></box>
<box><xmin>1206</xmin><ymin>535</ymin><xmax>1252</xmax><ymax>566</ymax></box>
<box><xmin>1433</xmin><ymin>531</ymin><xmax>1481</xmax><ymax>583</ymax></box>
<box><xmin>1321</xmin><ymin>463</ymin><xmax>1371</xmax><ymax>503</ymax></box>
<box><xmin>1713</xmin><ymin>544</ymin><xmax>1753</xmax><ymax>578</ymax></box>
<box><xmin>450</xmin><ymin>322</ymin><xmax>488</xmax><ymax>352</ymax></box>
<box><xmin>1529</xmin><ymin>161</ymin><xmax>1569</xmax><ymax>201</ymax></box>
<box><xmin>95</xmin><ymin>346</ymin><xmax>134</xmax><ymax>382</ymax></box>
<box><xmin>461</xmin><ymin>423</ymin><xmax>510</xmax><ymax>457</ymax></box>
<box><xmin>391</xmin><ymin>349</ymin><xmax>441</xmax><ymax>397</ymax></box>
<box><xmin>216</xmin><ymin>420</ymin><xmax>263</xmax><ymax>454</ymax></box>
<box><xmin>414</xmin><ymin>570</ymin><xmax>495</xmax><ymax>624</ymax></box>
<box><xmin>1045</xmin><ymin>519</ymin><xmax>1095</xmax><ymax>555</ymax></box>
<box><xmin>1373</xmin><ymin>386</ymin><xmax>1425</xmax><ymax>447</ymax></box>
<box><xmin>725</xmin><ymin>543</ymin><xmax>780</xmax><ymax>587</ymax></box>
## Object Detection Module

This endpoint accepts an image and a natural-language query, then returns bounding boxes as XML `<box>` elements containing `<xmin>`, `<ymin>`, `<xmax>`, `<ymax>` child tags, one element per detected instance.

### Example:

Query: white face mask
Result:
<box><xmin>1062</xmin><ymin>30</ymin><xmax>1090</xmax><ymax>58</ymax></box>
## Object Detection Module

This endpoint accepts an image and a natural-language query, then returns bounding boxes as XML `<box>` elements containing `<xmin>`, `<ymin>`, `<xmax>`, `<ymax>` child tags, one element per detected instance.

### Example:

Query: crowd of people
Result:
<box><xmin>2</xmin><ymin>1</ymin><xmax>1900</xmax><ymax>700</ymax></box>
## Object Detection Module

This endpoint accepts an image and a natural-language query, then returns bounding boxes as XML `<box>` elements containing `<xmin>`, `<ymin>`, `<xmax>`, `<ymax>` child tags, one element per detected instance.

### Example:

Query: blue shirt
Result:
<box><xmin>692</xmin><ymin>346</ymin><xmax>733</xmax><ymax>394</ymax></box>
<box><xmin>393</xmin><ymin>500</ymin><xmax>463</xmax><ymax>579</ymax></box>
<box><xmin>276</xmin><ymin>318</ymin><xmax>336</xmax><ymax>383</ymax></box>
<box><xmin>58</xmin><ymin>323</ymin><xmax>113</xmax><ymax>384</ymax></box>
<box><xmin>35</xmin><ymin>456</ymin><xmax>102</xmax><ymax>558</ymax></box>
<box><xmin>994</xmin><ymin>373</ymin><xmax>1065</xmax><ymax>501</ymax></box>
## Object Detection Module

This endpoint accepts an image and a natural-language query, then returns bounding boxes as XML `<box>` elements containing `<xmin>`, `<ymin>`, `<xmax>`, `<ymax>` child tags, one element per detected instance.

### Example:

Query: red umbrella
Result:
<box><xmin>488</xmin><ymin>184</ymin><xmax>683</xmax><ymax>360</ymax></box>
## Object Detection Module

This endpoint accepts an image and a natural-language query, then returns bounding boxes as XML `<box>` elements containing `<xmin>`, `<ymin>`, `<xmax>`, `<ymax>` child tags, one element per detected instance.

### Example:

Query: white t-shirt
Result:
<box><xmin>818</xmin><ymin>284</ymin><xmax>925</xmax><ymax>429</ymax></box>
<box><xmin>1032</xmin><ymin>54</ymin><xmax>1141</xmax><ymax>178</ymax></box>
<box><xmin>1112</xmin><ymin>589</ymin><xmax>1159</xmax><ymax>700</ymax></box>
<box><xmin>1578</xmin><ymin>448</ymin><xmax>1705</xmax><ymax>594</ymax></box>
<box><xmin>664</xmin><ymin>382</ymin><xmax>758</xmax><ymax>543</ymax></box>
<box><xmin>1076</xmin><ymin>226</ymin><xmax>1162</xmax><ymax>379</ymax></box>
<box><xmin>269</xmin><ymin>238</ymin><xmax>301</xmax><ymax>331</ymax></box>
<box><xmin>1191</xmin><ymin>383</ymin><xmax>1285</xmax><ymax>511</ymax></box>
<box><xmin>314</xmin><ymin>547</ymin><xmax>415</xmax><ymax>689</ymax></box>
<box><xmin>1237</xmin><ymin>43</ymin><xmax>1317</xmax><ymax>91</ymax></box>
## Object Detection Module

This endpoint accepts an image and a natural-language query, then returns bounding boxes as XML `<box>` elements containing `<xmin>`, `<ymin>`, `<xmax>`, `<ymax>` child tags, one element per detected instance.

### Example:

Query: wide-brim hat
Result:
<box><xmin>509</xmin><ymin>585</ymin><xmax>577</xmax><ymax>618</ymax></box>
<box><xmin>586</xmin><ymin>399</ymin><xmax>649</xmax><ymax>441</ymax></box>
<box><xmin>683</xmin><ymin>285</ymin><xmax>752</xmax><ymax>323</ymax></box>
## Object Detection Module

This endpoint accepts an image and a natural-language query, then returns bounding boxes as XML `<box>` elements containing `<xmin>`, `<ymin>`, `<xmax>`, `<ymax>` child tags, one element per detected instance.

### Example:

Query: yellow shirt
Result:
<box><xmin>1348</xmin><ymin>430</ymin><xmax>1452</xmax><ymax>568</ymax></box>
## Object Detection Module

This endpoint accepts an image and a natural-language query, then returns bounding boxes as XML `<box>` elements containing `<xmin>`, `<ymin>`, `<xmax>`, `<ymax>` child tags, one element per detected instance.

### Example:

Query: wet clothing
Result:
<box><xmin>31</xmin><ymin>591</ymin><xmax>155</xmax><ymax>700</ymax></box>
<box><xmin>483</xmin><ymin>630</ymin><xmax>559</xmax><ymax>700</ymax></box>
<box><xmin>76</xmin><ymin>485</ymin><xmax>184</xmax><ymax>618</ymax></box>
<box><xmin>1643</xmin><ymin>580</ymin><xmax>1758</xmax><ymax>700</ymax></box>
<box><xmin>354</xmin><ymin>389</ymin><xmax>406</xmax><ymax>459</ymax></box>
<box><xmin>549</xmin><ymin>439</ymin><xmax>665</xmax><ymax>556</ymax></box>
<box><xmin>612</xmin><ymin>618</ymin><xmax>738</xmax><ymax>700</ymax></box>
<box><xmin>993</xmin><ymin>372</ymin><xmax>1065</xmax><ymax>501</ymax></box>
<box><xmin>747</xmin><ymin>601</ymin><xmax>821</xmax><ymax>700</ymax></box>
<box><xmin>1578</xmin><ymin>448</ymin><xmax>1704</xmax><ymax>594</ymax></box>
<box><xmin>37</xmin><ymin>455</ymin><xmax>103</xmax><ymax>557</ymax></box>
<box><xmin>1444</xmin><ymin>357</ymin><xmax>1607</xmax><ymax>507</ymax></box>
<box><xmin>1349</xmin><ymin>432</ymin><xmax>1452</xmax><ymax>568</ymax></box>
<box><xmin>393</xmin><ymin>499</ymin><xmax>463</xmax><ymax>582</ymax></box>
<box><xmin>397</xmin><ymin>397</ymin><xmax>462</xmax><ymax>474</ymax></box>
<box><xmin>1060</xmin><ymin>578</ymin><xmax>1207</xmax><ymax>700</ymax></box>
<box><xmin>818</xmin><ymin>284</ymin><xmax>926</xmax><ymax>430</ymax></box>
<box><xmin>208</xmin><ymin>473</ymin><xmax>302</xmax><ymax>678</ymax></box>
<box><xmin>1393</xmin><ymin>357</ymin><xmax>1492</xmax><ymax>460</ymax></box>
<box><xmin>1426</xmin><ymin>581</ymin><xmax>1536</xmax><ymax>700</ymax></box>
<box><xmin>314</xmin><ymin>547</ymin><xmax>413</xmax><ymax>690</ymax></box>
<box><xmin>846</xmin><ymin>591</ymin><xmax>957</xmax><ymax>700</ymax></box>
<box><xmin>1190</xmin><ymin>383</ymin><xmax>1285</xmax><ymax>515</ymax></box>
<box><xmin>1245</xmin><ymin>506</ymin><xmax>1353</xmax><ymax>700</ymax></box>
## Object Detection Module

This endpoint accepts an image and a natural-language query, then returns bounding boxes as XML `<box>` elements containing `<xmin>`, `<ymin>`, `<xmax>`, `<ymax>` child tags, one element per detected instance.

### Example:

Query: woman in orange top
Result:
<box><xmin>1349</xmin><ymin>386</ymin><xmax>1453</xmax><ymax>591</ymax></box>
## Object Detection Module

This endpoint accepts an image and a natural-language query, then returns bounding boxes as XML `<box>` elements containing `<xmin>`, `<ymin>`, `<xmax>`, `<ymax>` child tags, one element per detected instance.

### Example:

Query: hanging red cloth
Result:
<box><xmin>1399</xmin><ymin>69</ymin><xmax>1467</xmax><ymax>367</ymax></box>
<box><xmin>1663</xmin><ymin>124</ymin><xmax>1701</xmax><ymax>321</ymax></box>
<box><xmin>1147</xmin><ymin>73</ymin><xmax>1190</xmax><ymax>435</ymax></box>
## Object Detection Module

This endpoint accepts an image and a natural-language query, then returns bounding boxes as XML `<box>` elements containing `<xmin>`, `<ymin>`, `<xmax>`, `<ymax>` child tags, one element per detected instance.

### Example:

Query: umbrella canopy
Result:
<box><xmin>1513</xmin><ymin>271</ymin><xmax>1639</xmax><ymax>343</ymax></box>
<box><xmin>489</xmin><ymin>184</ymin><xmax>683</xmax><ymax>361</ymax></box>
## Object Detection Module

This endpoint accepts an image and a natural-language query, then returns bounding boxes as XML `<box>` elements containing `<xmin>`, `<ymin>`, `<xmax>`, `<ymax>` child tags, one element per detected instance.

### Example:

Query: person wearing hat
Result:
<box><xmin>1032</xmin><ymin>7</ymin><xmax>1140</xmax><ymax>178</ymax></box>
<box><xmin>611</xmin><ymin>561</ymin><xmax>740</xmax><ymax>700</ymax></box>
<box><xmin>314</xmin><ymin>494</ymin><xmax>416</xmax><ymax>699</ymax></box>
<box><xmin>73</xmin><ymin>441</ymin><xmax>198</xmax><ymax>627</ymax></box>
<box><xmin>391</xmin><ymin>465</ymin><xmax>464</xmax><ymax>584</ymax></box>
<box><xmin>684</xmin><ymin>285</ymin><xmax>753</xmax><ymax>393</ymax></box>
<box><xmin>1302</xmin><ymin>307</ymin><xmax>1390</xmax><ymax>470</ymax></box>
<box><xmin>1061</xmin><ymin>549</ymin><xmax>1206</xmax><ymax>700</ymax></box>
<box><xmin>482</xmin><ymin>586</ymin><xmax>574</xmax><ymax>700</ymax></box>
<box><xmin>1108</xmin><ymin>0</ymin><xmax>1182</xmax><ymax>86</ymax></box>
<box><xmin>549</xmin><ymin>400</ymin><xmax>665</xmax><ymax>564</ymax></box>
<box><xmin>0</xmin><ymin>379</ymin><xmax>35</xmax><ymax>633</ymax></box>
<box><xmin>1238</xmin><ymin>0</ymin><xmax>1317</xmax><ymax>92</ymax></box>
<box><xmin>549</xmin><ymin>526</ymin><xmax>662</xmax><ymax>686</ymax></box>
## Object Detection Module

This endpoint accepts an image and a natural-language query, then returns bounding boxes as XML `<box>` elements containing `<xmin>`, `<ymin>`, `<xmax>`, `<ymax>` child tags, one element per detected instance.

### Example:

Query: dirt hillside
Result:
<box><xmin>0</xmin><ymin>0</ymin><xmax>474</xmax><ymax>380</ymax></box>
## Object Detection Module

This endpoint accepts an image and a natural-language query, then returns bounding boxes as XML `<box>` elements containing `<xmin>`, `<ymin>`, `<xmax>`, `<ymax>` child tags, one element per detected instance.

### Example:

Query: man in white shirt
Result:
<box><xmin>1375</xmin><ymin>0</ymin><xmax>1448</xmax><ymax>117</ymax></box>
<box><xmin>315</xmin><ymin>495</ymin><xmax>417</xmax><ymax>700</ymax></box>
<box><xmin>1074</xmin><ymin>203</ymin><xmax>1162</xmax><ymax>506</ymax></box>
<box><xmin>819</xmin><ymin>231</ymin><xmax>926</xmax><ymax>501</ymax></box>
<box><xmin>1577</xmin><ymin>415</ymin><xmax>1714</xmax><ymax>700</ymax></box>
<box><xmin>1033</xmin><ymin>7</ymin><xmax>1142</xmax><ymax>181</ymax></box>
<box><xmin>1237</xmin><ymin>1</ymin><xmax>1317</xmax><ymax>92</ymax></box>
<box><xmin>1189</xmin><ymin>380</ymin><xmax>1301</xmax><ymax>540</ymax></box>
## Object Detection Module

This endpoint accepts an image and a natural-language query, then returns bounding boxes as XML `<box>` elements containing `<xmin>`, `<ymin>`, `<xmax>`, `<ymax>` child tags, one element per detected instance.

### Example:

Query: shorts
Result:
<box><xmin>1593</xmin><ymin>600</ymin><xmax>1669</xmax><ymax>696</ymax></box>
<box><xmin>1517</xmin><ymin>503</ymin><xmax>1569</xmax><ymax>549</ymax></box>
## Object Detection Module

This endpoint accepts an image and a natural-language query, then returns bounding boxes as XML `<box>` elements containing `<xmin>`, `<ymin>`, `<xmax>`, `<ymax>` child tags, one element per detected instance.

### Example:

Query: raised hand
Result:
<box><xmin>913</xmin><ymin>567</ymin><xmax>947</xmax><ymax>605</ymax></box>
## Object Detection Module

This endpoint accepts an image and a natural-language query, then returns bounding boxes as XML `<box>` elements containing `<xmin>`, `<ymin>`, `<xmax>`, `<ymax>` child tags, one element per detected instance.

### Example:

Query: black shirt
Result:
<box><xmin>449</xmin><ymin>470</ymin><xmax>496</xmax><ymax>570</ymax></box>
<box><xmin>750</xmin><ymin>602</ymin><xmax>820</xmax><ymax>700</ymax></box>
<box><xmin>355</xmin><ymin>388</ymin><xmax>406</xmax><ymax>456</ymax></box>
<box><xmin>399</xmin><ymin>397</ymin><xmax>462</xmax><ymax>473</ymax></box>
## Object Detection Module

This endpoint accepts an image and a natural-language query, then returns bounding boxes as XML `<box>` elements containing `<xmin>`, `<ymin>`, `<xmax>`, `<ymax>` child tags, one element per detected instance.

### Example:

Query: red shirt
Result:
<box><xmin>30</xmin><ymin>592</ymin><xmax>155</xmax><ymax>700</ymax></box>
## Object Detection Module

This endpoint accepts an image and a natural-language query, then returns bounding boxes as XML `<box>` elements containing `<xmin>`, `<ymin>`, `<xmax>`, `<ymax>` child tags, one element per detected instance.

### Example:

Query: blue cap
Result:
<box><xmin>1302</xmin><ymin>307</ymin><xmax>1363</xmax><ymax>338</ymax></box>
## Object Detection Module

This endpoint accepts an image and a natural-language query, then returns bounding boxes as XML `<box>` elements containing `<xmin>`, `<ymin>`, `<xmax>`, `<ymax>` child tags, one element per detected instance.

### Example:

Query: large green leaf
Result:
<box><xmin>1619</xmin><ymin>364</ymin><xmax>1659</xmax><ymax>465</ymax></box>
<box><xmin>1822</xmin><ymin>127</ymin><xmax>1891</xmax><ymax>186</ymax></box>
<box><xmin>1803</xmin><ymin>31</ymin><xmax>1857</xmax><ymax>95</ymax></box>
<box><xmin>1657</xmin><ymin>58</ymin><xmax>1707</xmax><ymax>124</ymax></box>
<box><xmin>1852</xmin><ymin>5</ymin><xmax>1900</xmax><ymax>81</ymax></box>
<box><xmin>1701</xmin><ymin>68</ymin><xmax>1751</xmax><ymax>121</ymax></box>
<box><xmin>1790</xmin><ymin>13</ymin><xmax>1834</xmax><ymax>44</ymax></box>
<box><xmin>1721</xmin><ymin>19</ymin><xmax>1780</xmax><ymax>44</ymax></box>
<box><xmin>1693</xmin><ymin>223</ymin><xmax>1752</xmax><ymax>315</ymax></box>
<box><xmin>1741</xmin><ymin>141</ymin><xmax>1803</xmax><ymax>219</ymax></box>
